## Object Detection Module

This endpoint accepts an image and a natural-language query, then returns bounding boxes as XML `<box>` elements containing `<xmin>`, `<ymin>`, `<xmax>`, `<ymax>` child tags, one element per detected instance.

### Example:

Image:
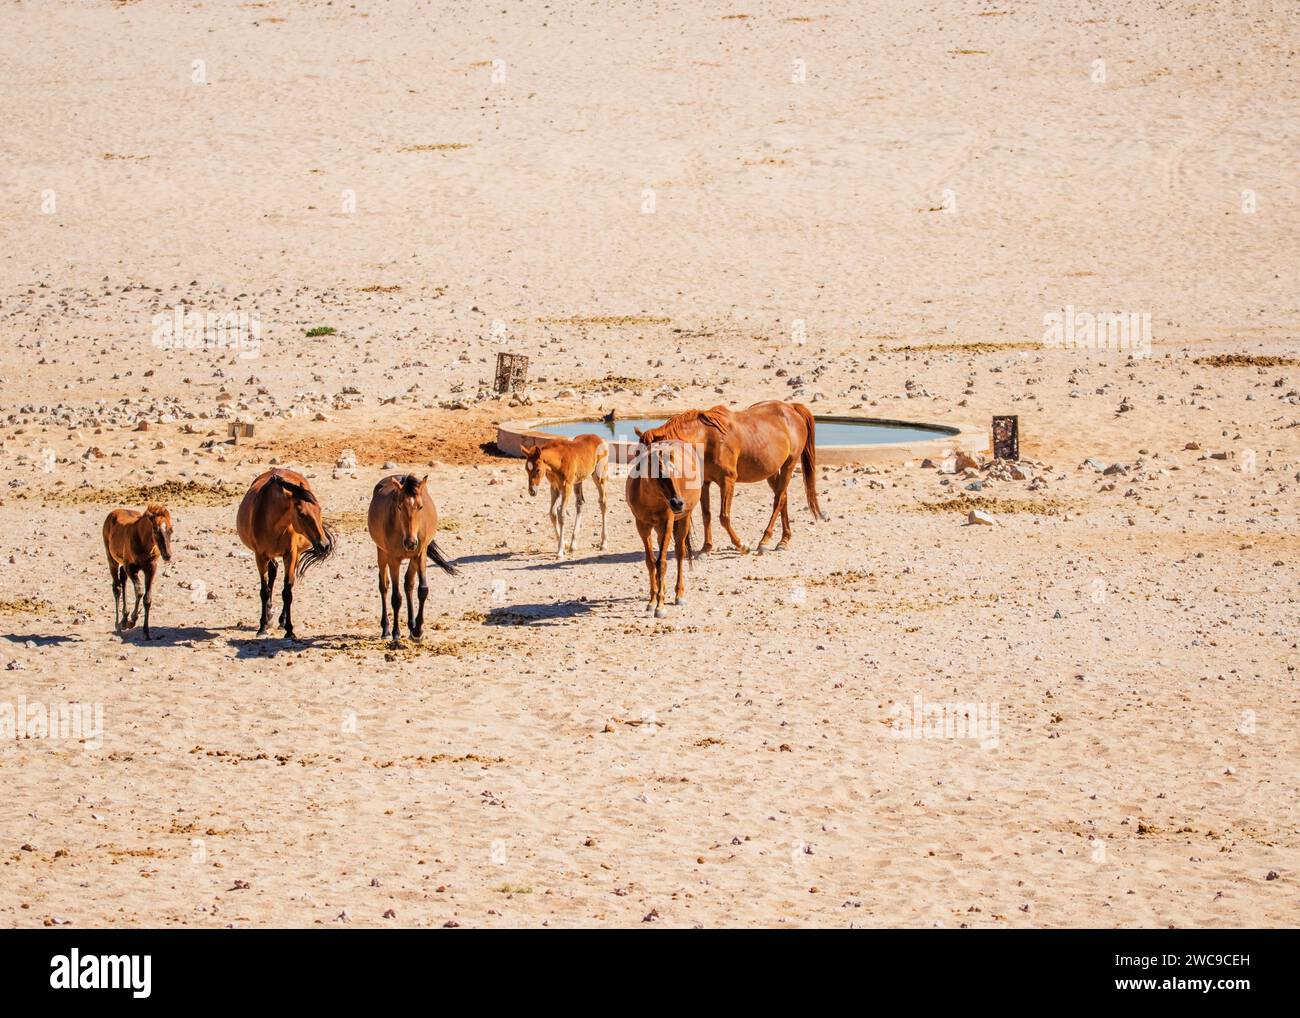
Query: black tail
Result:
<box><xmin>426</xmin><ymin>539</ymin><xmax>459</xmax><ymax>575</ymax></box>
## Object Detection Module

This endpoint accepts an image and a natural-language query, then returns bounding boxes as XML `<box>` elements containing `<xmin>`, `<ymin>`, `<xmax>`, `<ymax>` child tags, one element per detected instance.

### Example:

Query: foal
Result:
<box><xmin>367</xmin><ymin>473</ymin><xmax>457</xmax><ymax>641</ymax></box>
<box><xmin>625</xmin><ymin>439</ymin><xmax>702</xmax><ymax>618</ymax></box>
<box><xmin>521</xmin><ymin>435</ymin><xmax>610</xmax><ymax>560</ymax></box>
<box><xmin>102</xmin><ymin>504</ymin><xmax>173</xmax><ymax>640</ymax></box>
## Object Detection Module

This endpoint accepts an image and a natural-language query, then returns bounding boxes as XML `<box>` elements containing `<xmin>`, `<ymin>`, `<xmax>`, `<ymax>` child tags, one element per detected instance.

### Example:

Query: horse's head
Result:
<box><xmin>643</xmin><ymin>440</ymin><xmax>697</xmax><ymax>515</ymax></box>
<box><xmin>521</xmin><ymin>444</ymin><xmax>545</xmax><ymax>497</ymax></box>
<box><xmin>394</xmin><ymin>474</ymin><xmax>427</xmax><ymax>552</ymax></box>
<box><xmin>276</xmin><ymin>476</ymin><xmax>332</xmax><ymax>557</ymax></box>
<box><xmin>146</xmin><ymin>504</ymin><xmax>173</xmax><ymax>561</ymax></box>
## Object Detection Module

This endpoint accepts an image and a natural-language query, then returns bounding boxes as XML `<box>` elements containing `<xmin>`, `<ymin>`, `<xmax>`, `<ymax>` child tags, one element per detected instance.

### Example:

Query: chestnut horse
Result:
<box><xmin>102</xmin><ymin>504</ymin><xmax>173</xmax><ymax>639</ymax></box>
<box><xmin>367</xmin><ymin>473</ymin><xmax>458</xmax><ymax>641</ymax></box>
<box><xmin>236</xmin><ymin>469</ymin><xmax>335</xmax><ymax>639</ymax></box>
<box><xmin>636</xmin><ymin>400</ymin><xmax>826</xmax><ymax>555</ymax></box>
<box><xmin>520</xmin><ymin>434</ymin><xmax>610</xmax><ymax>560</ymax></box>
<box><xmin>625</xmin><ymin>439</ymin><xmax>701</xmax><ymax>618</ymax></box>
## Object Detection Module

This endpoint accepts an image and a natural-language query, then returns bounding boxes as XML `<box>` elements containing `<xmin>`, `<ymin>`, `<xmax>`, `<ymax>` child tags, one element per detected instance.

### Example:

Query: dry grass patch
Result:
<box><xmin>539</xmin><ymin>315</ymin><xmax>672</xmax><ymax>326</ymax></box>
<box><xmin>914</xmin><ymin>495</ymin><xmax>1069</xmax><ymax>516</ymax></box>
<box><xmin>880</xmin><ymin>341</ymin><xmax>1039</xmax><ymax>353</ymax></box>
<box><xmin>399</xmin><ymin>143</ymin><xmax>471</xmax><ymax>152</ymax></box>
<box><xmin>0</xmin><ymin>597</ymin><xmax>50</xmax><ymax>614</ymax></box>
<box><xmin>1193</xmin><ymin>354</ymin><xmax>1297</xmax><ymax>368</ymax></box>
<box><xmin>24</xmin><ymin>479</ymin><xmax>243</xmax><ymax>508</ymax></box>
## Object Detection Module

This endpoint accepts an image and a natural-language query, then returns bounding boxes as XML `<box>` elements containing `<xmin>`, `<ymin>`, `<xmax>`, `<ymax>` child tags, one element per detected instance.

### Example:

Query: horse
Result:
<box><xmin>520</xmin><ymin>434</ymin><xmax>610</xmax><ymax>560</ymax></box>
<box><xmin>625</xmin><ymin>438</ymin><xmax>701</xmax><ymax>618</ymax></box>
<box><xmin>636</xmin><ymin>400</ymin><xmax>826</xmax><ymax>555</ymax></box>
<box><xmin>236</xmin><ymin>469</ymin><xmax>336</xmax><ymax>640</ymax></box>
<box><xmin>367</xmin><ymin>473</ymin><xmax>458</xmax><ymax>641</ymax></box>
<box><xmin>102</xmin><ymin>504</ymin><xmax>173</xmax><ymax>640</ymax></box>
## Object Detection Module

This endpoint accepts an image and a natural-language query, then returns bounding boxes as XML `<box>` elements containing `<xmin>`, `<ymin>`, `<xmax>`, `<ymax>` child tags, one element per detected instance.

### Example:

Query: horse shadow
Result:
<box><xmin>228</xmin><ymin>632</ymin><xmax>338</xmax><ymax>658</ymax></box>
<box><xmin>520</xmin><ymin>550</ymin><xmax>647</xmax><ymax>570</ymax></box>
<box><xmin>481</xmin><ymin>600</ymin><xmax>599</xmax><ymax>626</ymax></box>
<box><xmin>112</xmin><ymin>625</ymin><xmax>225</xmax><ymax>647</ymax></box>
<box><xmin>1</xmin><ymin>632</ymin><xmax>79</xmax><ymax>647</ymax></box>
<box><xmin>448</xmin><ymin>551</ymin><xmax>514</xmax><ymax>566</ymax></box>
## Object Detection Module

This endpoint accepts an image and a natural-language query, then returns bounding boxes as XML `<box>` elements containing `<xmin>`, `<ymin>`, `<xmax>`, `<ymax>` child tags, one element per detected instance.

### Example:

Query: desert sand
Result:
<box><xmin>0</xmin><ymin>0</ymin><xmax>1297</xmax><ymax>927</ymax></box>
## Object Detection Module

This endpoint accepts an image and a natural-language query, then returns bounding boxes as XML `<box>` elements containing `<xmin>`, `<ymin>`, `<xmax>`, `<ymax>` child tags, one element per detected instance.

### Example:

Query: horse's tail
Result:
<box><xmin>792</xmin><ymin>403</ymin><xmax>828</xmax><ymax>521</ymax></box>
<box><xmin>426</xmin><ymin>539</ymin><xmax>459</xmax><ymax>576</ymax></box>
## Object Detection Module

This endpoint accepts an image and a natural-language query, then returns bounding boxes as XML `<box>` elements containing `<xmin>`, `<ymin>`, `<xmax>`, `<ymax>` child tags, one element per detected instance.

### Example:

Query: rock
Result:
<box><xmin>968</xmin><ymin>509</ymin><xmax>995</xmax><ymax>526</ymax></box>
<box><xmin>1082</xmin><ymin>458</ymin><xmax>1107</xmax><ymax>472</ymax></box>
<box><xmin>954</xmin><ymin>451</ymin><xmax>980</xmax><ymax>472</ymax></box>
<box><xmin>1184</xmin><ymin>441</ymin><xmax>1200</xmax><ymax>450</ymax></box>
<box><xmin>936</xmin><ymin>456</ymin><xmax>957</xmax><ymax>475</ymax></box>
<box><xmin>335</xmin><ymin>449</ymin><xmax>358</xmax><ymax>470</ymax></box>
<box><xmin>1103</xmin><ymin>463</ymin><xmax>1128</xmax><ymax>476</ymax></box>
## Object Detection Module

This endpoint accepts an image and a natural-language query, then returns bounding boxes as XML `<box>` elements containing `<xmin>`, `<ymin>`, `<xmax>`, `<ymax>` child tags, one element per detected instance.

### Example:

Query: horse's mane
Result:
<box><xmin>273</xmin><ymin>472</ymin><xmax>318</xmax><ymax>505</ymax></box>
<box><xmin>399</xmin><ymin>474</ymin><xmax>421</xmax><ymax>497</ymax></box>
<box><xmin>646</xmin><ymin>406</ymin><xmax>731</xmax><ymax>441</ymax></box>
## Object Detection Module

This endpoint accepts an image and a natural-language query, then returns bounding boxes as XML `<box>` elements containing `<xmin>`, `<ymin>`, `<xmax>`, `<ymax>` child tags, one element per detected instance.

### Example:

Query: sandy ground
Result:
<box><xmin>0</xmin><ymin>0</ymin><xmax>1297</xmax><ymax>928</ymax></box>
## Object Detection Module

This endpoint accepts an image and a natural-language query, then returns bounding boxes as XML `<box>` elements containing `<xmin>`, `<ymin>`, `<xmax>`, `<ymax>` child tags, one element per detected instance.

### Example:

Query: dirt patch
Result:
<box><xmin>1192</xmin><ymin>354</ymin><xmax>1297</xmax><ymax>368</ymax></box>
<box><xmin>271</xmin><ymin>411</ymin><xmax>499</xmax><ymax>468</ymax></box>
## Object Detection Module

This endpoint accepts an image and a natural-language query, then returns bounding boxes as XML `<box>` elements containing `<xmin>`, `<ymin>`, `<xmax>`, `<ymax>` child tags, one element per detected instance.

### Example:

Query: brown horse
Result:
<box><xmin>367</xmin><ymin>473</ymin><xmax>458</xmax><ymax>641</ymax></box>
<box><xmin>102</xmin><ymin>504</ymin><xmax>173</xmax><ymax>639</ymax></box>
<box><xmin>236</xmin><ymin>469</ymin><xmax>336</xmax><ymax>640</ymax></box>
<box><xmin>520</xmin><ymin>434</ymin><xmax>610</xmax><ymax>560</ymax></box>
<box><xmin>625</xmin><ymin>438</ymin><xmax>701</xmax><ymax>618</ymax></box>
<box><xmin>637</xmin><ymin>400</ymin><xmax>826</xmax><ymax>555</ymax></box>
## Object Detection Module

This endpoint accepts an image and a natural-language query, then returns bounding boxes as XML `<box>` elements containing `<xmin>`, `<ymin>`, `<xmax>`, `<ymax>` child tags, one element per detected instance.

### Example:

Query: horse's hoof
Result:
<box><xmin>283</xmin><ymin>630</ymin><xmax>296</xmax><ymax>642</ymax></box>
<box><xmin>256</xmin><ymin>628</ymin><xmax>268</xmax><ymax>637</ymax></box>
<box><xmin>736</xmin><ymin>545</ymin><xmax>750</xmax><ymax>556</ymax></box>
<box><xmin>674</xmin><ymin>596</ymin><xmax>686</xmax><ymax>606</ymax></box>
<box><xmin>654</xmin><ymin>607</ymin><xmax>667</xmax><ymax>619</ymax></box>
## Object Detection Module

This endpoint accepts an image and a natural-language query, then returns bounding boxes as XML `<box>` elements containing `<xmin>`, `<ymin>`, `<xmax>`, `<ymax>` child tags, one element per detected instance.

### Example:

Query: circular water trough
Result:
<box><xmin>497</xmin><ymin>413</ymin><xmax>987</xmax><ymax>465</ymax></box>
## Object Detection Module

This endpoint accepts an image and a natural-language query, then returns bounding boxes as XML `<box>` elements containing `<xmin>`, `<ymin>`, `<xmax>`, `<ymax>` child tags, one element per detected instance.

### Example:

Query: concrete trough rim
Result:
<box><xmin>496</xmin><ymin>411</ymin><xmax>988</xmax><ymax>465</ymax></box>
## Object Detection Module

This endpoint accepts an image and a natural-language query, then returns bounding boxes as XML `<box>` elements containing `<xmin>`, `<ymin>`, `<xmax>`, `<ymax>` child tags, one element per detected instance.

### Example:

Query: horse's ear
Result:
<box><xmin>419</xmin><ymin>474</ymin><xmax>429</xmax><ymax>488</ymax></box>
<box><xmin>633</xmin><ymin>427</ymin><xmax>644</xmax><ymax>438</ymax></box>
<box><xmin>277</xmin><ymin>476</ymin><xmax>318</xmax><ymax>505</ymax></box>
<box><xmin>521</xmin><ymin>443</ymin><xmax>537</xmax><ymax>458</ymax></box>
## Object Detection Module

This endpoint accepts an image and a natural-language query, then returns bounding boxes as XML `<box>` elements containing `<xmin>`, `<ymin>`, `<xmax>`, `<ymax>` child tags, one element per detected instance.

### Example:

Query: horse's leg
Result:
<box><xmin>403</xmin><ymin>558</ymin><xmax>418</xmax><ymax>637</ymax></box>
<box><xmin>593</xmin><ymin>469</ymin><xmax>609</xmax><ymax>551</ymax></box>
<box><xmin>555</xmin><ymin>485</ymin><xmax>570</xmax><ymax>561</ymax></box>
<box><xmin>637</xmin><ymin>520</ymin><xmax>656</xmax><ymax>615</ymax></box>
<box><xmin>718</xmin><ymin>474</ymin><xmax>749</xmax><ymax>554</ymax></box>
<box><xmin>126</xmin><ymin>567</ymin><xmax>143</xmax><ymax>629</ymax></box>
<box><xmin>257</xmin><ymin>557</ymin><xmax>276</xmax><ymax>636</ymax></box>
<box><xmin>280</xmin><ymin>550</ymin><xmax>296</xmax><ymax>640</ymax></box>
<box><xmin>568</xmin><ymin>480</ymin><xmax>584</xmax><ymax>554</ymax></box>
<box><xmin>387</xmin><ymin>559</ymin><xmax>404</xmax><ymax>642</ymax></box>
<box><xmin>109</xmin><ymin>559</ymin><xmax>123</xmax><ymax>631</ymax></box>
<box><xmin>777</xmin><ymin>474</ymin><xmax>794</xmax><ymax>549</ymax></box>
<box><xmin>757</xmin><ymin>460</ymin><xmax>796</xmax><ymax>553</ymax></box>
<box><xmin>411</xmin><ymin>553</ymin><xmax>429</xmax><ymax>640</ymax></box>
<box><xmin>654</xmin><ymin>519</ymin><xmax>671</xmax><ymax>618</ymax></box>
<box><xmin>142</xmin><ymin>560</ymin><xmax>157</xmax><ymax>640</ymax></box>
<box><xmin>673</xmin><ymin>516</ymin><xmax>689</xmax><ymax>605</ymax></box>
<box><xmin>377</xmin><ymin>550</ymin><xmax>390</xmax><ymax>639</ymax></box>
<box><xmin>548</xmin><ymin>485</ymin><xmax>562</xmax><ymax>559</ymax></box>
<box><xmin>699</xmin><ymin>480</ymin><xmax>714</xmax><ymax>555</ymax></box>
